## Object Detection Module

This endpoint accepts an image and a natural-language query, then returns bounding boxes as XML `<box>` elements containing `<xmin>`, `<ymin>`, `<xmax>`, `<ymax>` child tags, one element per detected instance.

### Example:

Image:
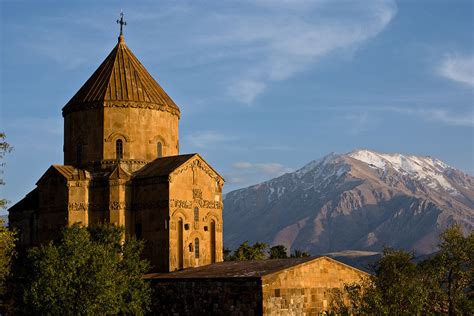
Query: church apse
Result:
<box><xmin>166</xmin><ymin>157</ymin><xmax>224</xmax><ymax>271</ymax></box>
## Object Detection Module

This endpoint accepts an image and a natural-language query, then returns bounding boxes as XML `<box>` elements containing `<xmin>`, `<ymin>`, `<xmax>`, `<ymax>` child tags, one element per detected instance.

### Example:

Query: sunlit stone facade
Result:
<box><xmin>9</xmin><ymin>35</ymin><xmax>224</xmax><ymax>272</ymax></box>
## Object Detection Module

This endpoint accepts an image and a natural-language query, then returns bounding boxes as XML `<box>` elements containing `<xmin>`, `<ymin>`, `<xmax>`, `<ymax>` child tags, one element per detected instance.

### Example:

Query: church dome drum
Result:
<box><xmin>62</xmin><ymin>35</ymin><xmax>180</xmax><ymax>172</ymax></box>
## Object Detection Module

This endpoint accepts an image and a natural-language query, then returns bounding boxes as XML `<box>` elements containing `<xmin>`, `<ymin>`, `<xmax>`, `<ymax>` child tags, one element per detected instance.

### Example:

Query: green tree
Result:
<box><xmin>290</xmin><ymin>249</ymin><xmax>310</xmax><ymax>258</ymax></box>
<box><xmin>269</xmin><ymin>245</ymin><xmax>288</xmax><ymax>259</ymax></box>
<box><xmin>330</xmin><ymin>248</ymin><xmax>430</xmax><ymax>315</ymax></box>
<box><xmin>431</xmin><ymin>225</ymin><xmax>474</xmax><ymax>315</ymax></box>
<box><xmin>0</xmin><ymin>133</ymin><xmax>16</xmax><ymax>312</ymax></box>
<box><xmin>330</xmin><ymin>225</ymin><xmax>474</xmax><ymax>315</ymax></box>
<box><xmin>0</xmin><ymin>218</ymin><xmax>16</xmax><ymax>297</ymax></box>
<box><xmin>365</xmin><ymin>248</ymin><xmax>430</xmax><ymax>314</ymax></box>
<box><xmin>233</xmin><ymin>241</ymin><xmax>269</xmax><ymax>261</ymax></box>
<box><xmin>330</xmin><ymin>282</ymin><xmax>366</xmax><ymax>315</ymax></box>
<box><xmin>0</xmin><ymin>133</ymin><xmax>12</xmax><ymax>209</ymax></box>
<box><xmin>329</xmin><ymin>226</ymin><xmax>474</xmax><ymax>315</ymax></box>
<box><xmin>20</xmin><ymin>224</ymin><xmax>151</xmax><ymax>315</ymax></box>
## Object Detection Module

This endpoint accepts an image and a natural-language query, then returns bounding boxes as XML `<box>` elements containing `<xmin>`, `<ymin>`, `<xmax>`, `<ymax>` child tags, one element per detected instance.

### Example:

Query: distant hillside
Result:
<box><xmin>223</xmin><ymin>150</ymin><xmax>474</xmax><ymax>255</ymax></box>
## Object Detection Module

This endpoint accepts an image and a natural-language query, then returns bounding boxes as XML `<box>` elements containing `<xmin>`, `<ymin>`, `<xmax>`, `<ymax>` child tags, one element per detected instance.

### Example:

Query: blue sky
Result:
<box><xmin>1</xmin><ymin>0</ymin><xmax>473</xmax><ymax>210</ymax></box>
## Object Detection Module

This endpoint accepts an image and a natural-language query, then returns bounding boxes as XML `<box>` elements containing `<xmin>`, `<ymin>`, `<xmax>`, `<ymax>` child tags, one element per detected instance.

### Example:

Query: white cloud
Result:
<box><xmin>184</xmin><ymin>131</ymin><xmax>234</xmax><ymax>149</ymax></box>
<box><xmin>421</xmin><ymin>109</ymin><xmax>474</xmax><ymax>127</ymax></box>
<box><xmin>232</xmin><ymin>161</ymin><xmax>293</xmax><ymax>175</ymax></box>
<box><xmin>379</xmin><ymin>106</ymin><xmax>473</xmax><ymax>127</ymax></box>
<box><xmin>300</xmin><ymin>105</ymin><xmax>473</xmax><ymax>129</ymax></box>
<box><xmin>228</xmin><ymin>80</ymin><xmax>266</xmax><ymax>104</ymax></box>
<box><xmin>259</xmin><ymin>163</ymin><xmax>294</xmax><ymax>175</ymax></box>
<box><xmin>233</xmin><ymin>162</ymin><xmax>253</xmax><ymax>169</ymax></box>
<box><xmin>438</xmin><ymin>55</ymin><xmax>474</xmax><ymax>87</ymax></box>
<box><xmin>25</xmin><ymin>1</ymin><xmax>396</xmax><ymax>102</ymax></box>
<box><xmin>223</xmin><ymin>175</ymin><xmax>247</xmax><ymax>185</ymax></box>
<box><xmin>225</xmin><ymin>160</ymin><xmax>294</xmax><ymax>191</ymax></box>
<box><xmin>201</xmin><ymin>0</ymin><xmax>397</xmax><ymax>103</ymax></box>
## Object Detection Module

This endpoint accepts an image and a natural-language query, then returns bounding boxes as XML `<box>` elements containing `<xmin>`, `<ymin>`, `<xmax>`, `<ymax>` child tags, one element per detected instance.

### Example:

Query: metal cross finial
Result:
<box><xmin>116</xmin><ymin>11</ymin><xmax>127</xmax><ymax>36</ymax></box>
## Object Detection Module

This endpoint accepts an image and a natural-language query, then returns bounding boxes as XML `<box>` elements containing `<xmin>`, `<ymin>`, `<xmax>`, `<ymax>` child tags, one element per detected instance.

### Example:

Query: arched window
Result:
<box><xmin>194</xmin><ymin>238</ymin><xmax>200</xmax><ymax>258</ymax></box>
<box><xmin>157</xmin><ymin>142</ymin><xmax>163</xmax><ymax>158</ymax></box>
<box><xmin>116</xmin><ymin>139</ymin><xmax>123</xmax><ymax>160</ymax></box>
<box><xmin>194</xmin><ymin>207</ymin><xmax>199</xmax><ymax>222</ymax></box>
<box><xmin>76</xmin><ymin>144</ymin><xmax>82</xmax><ymax>165</ymax></box>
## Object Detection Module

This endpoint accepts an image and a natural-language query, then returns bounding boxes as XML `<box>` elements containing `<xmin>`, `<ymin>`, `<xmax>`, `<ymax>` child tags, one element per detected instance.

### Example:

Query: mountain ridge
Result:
<box><xmin>223</xmin><ymin>150</ymin><xmax>473</xmax><ymax>255</ymax></box>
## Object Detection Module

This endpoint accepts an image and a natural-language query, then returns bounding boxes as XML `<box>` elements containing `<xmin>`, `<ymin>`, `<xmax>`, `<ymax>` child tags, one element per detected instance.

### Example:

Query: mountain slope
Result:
<box><xmin>223</xmin><ymin>150</ymin><xmax>474</xmax><ymax>255</ymax></box>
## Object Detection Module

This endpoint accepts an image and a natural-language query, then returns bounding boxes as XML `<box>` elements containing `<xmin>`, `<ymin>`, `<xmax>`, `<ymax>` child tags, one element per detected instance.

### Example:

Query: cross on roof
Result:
<box><xmin>116</xmin><ymin>11</ymin><xmax>127</xmax><ymax>36</ymax></box>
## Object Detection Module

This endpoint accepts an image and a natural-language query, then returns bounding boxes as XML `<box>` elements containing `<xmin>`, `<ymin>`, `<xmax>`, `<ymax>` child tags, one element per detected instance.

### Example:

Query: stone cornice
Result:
<box><xmin>62</xmin><ymin>100</ymin><xmax>181</xmax><ymax>118</ymax></box>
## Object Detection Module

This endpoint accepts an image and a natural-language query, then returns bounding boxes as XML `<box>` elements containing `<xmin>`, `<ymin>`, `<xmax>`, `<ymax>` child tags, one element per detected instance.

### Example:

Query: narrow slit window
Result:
<box><xmin>194</xmin><ymin>238</ymin><xmax>200</xmax><ymax>258</ymax></box>
<box><xmin>157</xmin><ymin>142</ymin><xmax>163</xmax><ymax>158</ymax></box>
<box><xmin>194</xmin><ymin>207</ymin><xmax>199</xmax><ymax>222</ymax></box>
<box><xmin>116</xmin><ymin>139</ymin><xmax>123</xmax><ymax>160</ymax></box>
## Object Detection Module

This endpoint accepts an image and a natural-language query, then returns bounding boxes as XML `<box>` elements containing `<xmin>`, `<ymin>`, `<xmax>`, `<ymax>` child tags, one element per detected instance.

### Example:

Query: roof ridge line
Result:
<box><xmin>83</xmin><ymin>44</ymin><xmax>119</xmax><ymax>103</ymax></box>
<box><xmin>120</xmin><ymin>43</ymin><xmax>153</xmax><ymax>103</ymax></box>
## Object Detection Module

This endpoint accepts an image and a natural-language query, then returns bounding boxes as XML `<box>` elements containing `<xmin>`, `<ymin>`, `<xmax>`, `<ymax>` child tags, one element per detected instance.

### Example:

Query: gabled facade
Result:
<box><xmin>147</xmin><ymin>256</ymin><xmax>369</xmax><ymax>314</ymax></box>
<box><xmin>9</xmin><ymin>34</ymin><xmax>224</xmax><ymax>272</ymax></box>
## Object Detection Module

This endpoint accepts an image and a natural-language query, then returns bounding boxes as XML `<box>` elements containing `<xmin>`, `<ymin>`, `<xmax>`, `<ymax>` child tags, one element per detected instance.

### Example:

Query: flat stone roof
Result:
<box><xmin>145</xmin><ymin>257</ymin><xmax>316</xmax><ymax>279</ymax></box>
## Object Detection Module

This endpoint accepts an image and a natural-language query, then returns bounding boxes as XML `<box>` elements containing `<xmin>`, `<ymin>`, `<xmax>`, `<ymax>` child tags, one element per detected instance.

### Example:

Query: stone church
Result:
<box><xmin>9</xmin><ymin>23</ymin><xmax>369</xmax><ymax>315</ymax></box>
<box><xmin>9</xmin><ymin>32</ymin><xmax>224</xmax><ymax>272</ymax></box>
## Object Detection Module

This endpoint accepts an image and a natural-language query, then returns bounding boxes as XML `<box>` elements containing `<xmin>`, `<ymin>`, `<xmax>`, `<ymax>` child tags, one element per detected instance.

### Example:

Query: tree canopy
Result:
<box><xmin>290</xmin><ymin>249</ymin><xmax>310</xmax><ymax>258</ymax></box>
<box><xmin>225</xmin><ymin>242</ymin><xmax>311</xmax><ymax>261</ymax></box>
<box><xmin>269</xmin><ymin>245</ymin><xmax>288</xmax><ymax>259</ymax></box>
<box><xmin>18</xmin><ymin>224</ymin><xmax>151</xmax><ymax>315</ymax></box>
<box><xmin>330</xmin><ymin>225</ymin><xmax>474</xmax><ymax>315</ymax></box>
<box><xmin>0</xmin><ymin>218</ymin><xmax>15</xmax><ymax>297</ymax></box>
<box><xmin>233</xmin><ymin>241</ymin><xmax>269</xmax><ymax>261</ymax></box>
<box><xmin>0</xmin><ymin>133</ymin><xmax>12</xmax><ymax>209</ymax></box>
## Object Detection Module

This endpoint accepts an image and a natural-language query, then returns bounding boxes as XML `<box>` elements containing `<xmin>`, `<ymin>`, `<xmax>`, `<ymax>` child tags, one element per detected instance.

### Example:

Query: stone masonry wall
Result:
<box><xmin>168</xmin><ymin>157</ymin><xmax>224</xmax><ymax>272</ymax></box>
<box><xmin>261</xmin><ymin>257</ymin><xmax>367</xmax><ymax>315</ymax></box>
<box><xmin>149</xmin><ymin>278</ymin><xmax>262</xmax><ymax>315</ymax></box>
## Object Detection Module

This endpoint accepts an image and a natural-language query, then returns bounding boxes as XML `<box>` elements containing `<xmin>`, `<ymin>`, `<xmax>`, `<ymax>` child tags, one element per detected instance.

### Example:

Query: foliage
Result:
<box><xmin>0</xmin><ymin>134</ymin><xmax>15</xmax><ymax>311</ymax></box>
<box><xmin>290</xmin><ymin>249</ymin><xmax>311</xmax><ymax>258</ymax></box>
<box><xmin>369</xmin><ymin>248</ymin><xmax>430</xmax><ymax>314</ymax></box>
<box><xmin>329</xmin><ymin>225</ymin><xmax>473</xmax><ymax>315</ymax></box>
<box><xmin>231</xmin><ymin>241</ymin><xmax>269</xmax><ymax>261</ymax></box>
<box><xmin>330</xmin><ymin>248</ymin><xmax>430</xmax><ymax>314</ymax></box>
<box><xmin>0</xmin><ymin>218</ymin><xmax>16</xmax><ymax>296</ymax></box>
<box><xmin>269</xmin><ymin>245</ymin><xmax>288</xmax><ymax>259</ymax></box>
<box><xmin>0</xmin><ymin>133</ymin><xmax>12</xmax><ymax>209</ymax></box>
<box><xmin>330</xmin><ymin>282</ymin><xmax>366</xmax><ymax>315</ymax></box>
<box><xmin>431</xmin><ymin>224</ymin><xmax>474</xmax><ymax>315</ymax></box>
<box><xmin>18</xmin><ymin>224</ymin><xmax>151</xmax><ymax>315</ymax></box>
<box><xmin>225</xmin><ymin>243</ymin><xmax>310</xmax><ymax>261</ymax></box>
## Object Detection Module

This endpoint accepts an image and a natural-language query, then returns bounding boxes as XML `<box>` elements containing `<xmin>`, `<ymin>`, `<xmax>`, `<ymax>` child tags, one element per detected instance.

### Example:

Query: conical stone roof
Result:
<box><xmin>62</xmin><ymin>35</ymin><xmax>180</xmax><ymax>117</ymax></box>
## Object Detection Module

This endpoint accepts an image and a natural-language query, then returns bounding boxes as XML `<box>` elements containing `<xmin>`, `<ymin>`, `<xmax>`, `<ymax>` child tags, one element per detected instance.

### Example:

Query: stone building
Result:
<box><xmin>8</xmin><ymin>33</ymin><xmax>224</xmax><ymax>272</ymax></box>
<box><xmin>146</xmin><ymin>256</ymin><xmax>369</xmax><ymax>315</ymax></box>
<box><xmin>8</xmin><ymin>25</ymin><xmax>370</xmax><ymax>315</ymax></box>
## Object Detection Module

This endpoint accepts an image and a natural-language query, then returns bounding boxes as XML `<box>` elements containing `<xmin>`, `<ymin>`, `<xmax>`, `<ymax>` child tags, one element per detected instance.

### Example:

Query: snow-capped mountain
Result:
<box><xmin>223</xmin><ymin>150</ymin><xmax>474</xmax><ymax>255</ymax></box>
